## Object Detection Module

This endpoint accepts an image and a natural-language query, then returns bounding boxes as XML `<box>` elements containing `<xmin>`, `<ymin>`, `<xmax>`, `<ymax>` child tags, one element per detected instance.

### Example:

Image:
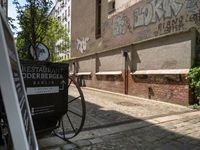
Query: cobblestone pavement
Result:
<box><xmin>78</xmin><ymin>112</ymin><xmax>200</xmax><ymax>150</ymax></box>
<box><xmin>39</xmin><ymin>87</ymin><xmax>200</xmax><ymax>150</ymax></box>
<box><xmin>72</xmin><ymin>87</ymin><xmax>192</xmax><ymax>130</ymax></box>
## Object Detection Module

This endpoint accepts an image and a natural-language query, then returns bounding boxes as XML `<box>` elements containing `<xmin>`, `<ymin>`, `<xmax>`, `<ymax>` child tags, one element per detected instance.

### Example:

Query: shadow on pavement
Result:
<box><xmin>66</xmin><ymin>95</ymin><xmax>200</xmax><ymax>149</ymax></box>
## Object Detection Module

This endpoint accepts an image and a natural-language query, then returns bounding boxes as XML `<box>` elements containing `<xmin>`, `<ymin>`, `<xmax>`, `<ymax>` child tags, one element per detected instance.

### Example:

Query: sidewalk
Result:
<box><xmin>39</xmin><ymin>87</ymin><xmax>200</xmax><ymax>150</ymax></box>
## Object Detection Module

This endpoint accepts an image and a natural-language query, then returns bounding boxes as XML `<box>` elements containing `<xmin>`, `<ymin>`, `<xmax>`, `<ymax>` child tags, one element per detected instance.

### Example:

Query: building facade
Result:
<box><xmin>70</xmin><ymin>0</ymin><xmax>200</xmax><ymax>105</ymax></box>
<box><xmin>50</xmin><ymin>0</ymin><xmax>71</xmax><ymax>61</ymax></box>
<box><xmin>1</xmin><ymin>0</ymin><xmax>8</xmax><ymax>16</ymax></box>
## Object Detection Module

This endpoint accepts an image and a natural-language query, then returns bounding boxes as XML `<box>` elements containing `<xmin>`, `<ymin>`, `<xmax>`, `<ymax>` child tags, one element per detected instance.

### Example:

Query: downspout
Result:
<box><xmin>123</xmin><ymin>51</ymin><xmax>128</xmax><ymax>95</ymax></box>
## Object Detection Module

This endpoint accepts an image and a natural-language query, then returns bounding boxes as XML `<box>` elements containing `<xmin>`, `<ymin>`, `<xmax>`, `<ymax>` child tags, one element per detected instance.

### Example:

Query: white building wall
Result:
<box><xmin>52</xmin><ymin>0</ymin><xmax>71</xmax><ymax>61</ymax></box>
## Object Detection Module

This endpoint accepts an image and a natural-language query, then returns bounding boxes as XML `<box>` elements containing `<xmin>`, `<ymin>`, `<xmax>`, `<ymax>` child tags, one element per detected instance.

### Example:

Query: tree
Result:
<box><xmin>43</xmin><ymin>17</ymin><xmax>70</xmax><ymax>61</ymax></box>
<box><xmin>14</xmin><ymin>0</ymin><xmax>69</xmax><ymax>61</ymax></box>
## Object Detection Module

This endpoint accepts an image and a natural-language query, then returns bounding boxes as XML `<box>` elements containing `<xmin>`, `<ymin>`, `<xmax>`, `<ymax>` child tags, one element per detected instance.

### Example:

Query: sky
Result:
<box><xmin>8</xmin><ymin>0</ymin><xmax>55</xmax><ymax>34</ymax></box>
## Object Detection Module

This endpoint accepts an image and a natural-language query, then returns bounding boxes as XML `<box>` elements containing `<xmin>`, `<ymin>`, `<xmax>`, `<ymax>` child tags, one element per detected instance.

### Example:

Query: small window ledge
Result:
<box><xmin>131</xmin><ymin>69</ymin><xmax>190</xmax><ymax>75</ymax></box>
<box><xmin>76</xmin><ymin>72</ymin><xmax>92</xmax><ymax>76</ymax></box>
<box><xmin>96</xmin><ymin>71</ymin><xmax>122</xmax><ymax>75</ymax></box>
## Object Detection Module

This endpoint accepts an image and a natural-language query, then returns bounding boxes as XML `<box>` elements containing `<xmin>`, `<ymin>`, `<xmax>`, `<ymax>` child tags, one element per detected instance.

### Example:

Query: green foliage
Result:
<box><xmin>188</xmin><ymin>67</ymin><xmax>200</xmax><ymax>104</ymax></box>
<box><xmin>16</xmin><ymin>34</ymin><xmax>29</xmax><ymax>59</ymax></box>
<box><xmin>43</xmin><ymin>17</ymin><xmax>70</xmax><ymax>62</ymax></box>
<box><xmin>192</xmin><ymin>103</ymin><xmax>200</xmax><ymax>110</ymax></box>
<box><xmin>14</xmin><ymin>0</ymin><xmax>70</xmax><ymax>62</ymax></box>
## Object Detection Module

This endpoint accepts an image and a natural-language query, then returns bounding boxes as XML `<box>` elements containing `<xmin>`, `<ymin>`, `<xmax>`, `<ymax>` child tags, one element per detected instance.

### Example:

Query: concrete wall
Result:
<box><xmin>97</xmin><ymin>50</ymin><xmax>124</xmax><ymax>71</ymax></box>
<box><xmin>132</xmin><ymin>31</ymin><xmax>194</xmax><ymax>71</ymax></box>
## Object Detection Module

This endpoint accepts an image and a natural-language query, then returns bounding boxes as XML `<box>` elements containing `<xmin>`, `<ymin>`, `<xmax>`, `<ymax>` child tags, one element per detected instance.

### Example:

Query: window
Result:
<box><xmin>68</xmin><ymin>6</ymin><xmax>70</xmax><ymax>16</ymax></box>
<box><xmin>61</xmin><ymin>1</ymin><xmax>64</xmax><ymax>8</ymax></box>
<box><xmin>62</xmin><ymin>13</ymin><xmax>64</xmax><ymax>21</ymax></box>
<box><xmin>68</xmin><ymin>21</ymin><xmax>70</xmax><ymax>32</ymax></box>
<box><xmin>108</xmin><ymin>0</ymin><xmax>115</xmax><ymax>14</ymax></box>
<box><xmin>96</xmin><ymin>0</ymin><xmax>101</xmax><ymax>38</ymax></box>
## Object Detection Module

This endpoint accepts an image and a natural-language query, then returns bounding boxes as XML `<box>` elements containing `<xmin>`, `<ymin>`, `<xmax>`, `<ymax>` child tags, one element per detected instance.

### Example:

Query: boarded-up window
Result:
<box><xmin>132</xmin><ymin>32</ymin><xmax>193</xmax><ymax>71</ymax></box>
<box><xmin>76</xmin><ymin>59</ymin><xmax>93</xmax><ymax>73</ymax></box>
<box><xmin>97</xmin><ymin>52</ymin><xmax>123</xmax><ymax>72</ymax></box>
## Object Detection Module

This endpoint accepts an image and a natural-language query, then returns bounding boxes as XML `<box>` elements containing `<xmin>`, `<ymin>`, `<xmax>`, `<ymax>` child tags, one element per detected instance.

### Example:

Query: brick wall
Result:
<box><xmin>128</xmin><ymin>73</ymin><xmax>191</xmax><ymax>105</ymax></box>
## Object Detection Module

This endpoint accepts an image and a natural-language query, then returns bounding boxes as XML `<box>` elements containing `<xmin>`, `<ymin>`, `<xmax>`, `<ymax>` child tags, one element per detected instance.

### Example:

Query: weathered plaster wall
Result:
<box><xmin>76</xmin><ymin>58</ymin><xmax>94</xmax><ymax>72</ymax></box>
<box><xmin>97</xmin><ymin>50</ymin><xmax>124</xmax><ymax>71</ymax></box>
<box><xmin>72</xmin><ymin>0</ymin><xmax>200</xmax><ymax>57</ymax></box>
<box><xmin>132</xmin><ymin>31</ymin><xmax>195</xmax><ymax>71</ymax></box>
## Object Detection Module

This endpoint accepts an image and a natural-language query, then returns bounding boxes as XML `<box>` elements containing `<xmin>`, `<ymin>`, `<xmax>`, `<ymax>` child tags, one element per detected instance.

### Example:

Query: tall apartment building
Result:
<box><xmin>50</xmin><ymin>0</ymin><xmax>71</xmax><ymax>61</ymax></box>
<box><xmin>69</xmin><ymin>0</ymin><xmax>200</xmax><ymax>105</ymax></box>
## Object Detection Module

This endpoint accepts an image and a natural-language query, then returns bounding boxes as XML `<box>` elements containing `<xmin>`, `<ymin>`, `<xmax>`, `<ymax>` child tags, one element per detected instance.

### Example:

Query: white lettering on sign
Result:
<box><xmin>27</xmin><ymin>86</ymin><xmax>59</xmax><ymax>95</ymax></box>
<box><xmin>133</xmin><ymin>0</ymin><xmax>183</xmax><ymax>27</ymax></box>
<box><xmin>22</xmin><ymin>73</ymin><xmax>63</xmax><ymax>80</ymax></box>
<box><xmin>31</xmin><ymin>105</ymin><xmax>55</xmax><ymax>116</ymax></box>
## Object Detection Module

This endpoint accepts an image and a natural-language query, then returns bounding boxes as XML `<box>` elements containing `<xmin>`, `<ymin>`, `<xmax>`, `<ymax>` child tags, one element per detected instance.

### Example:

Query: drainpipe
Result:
<box><xmin>123</xmin><ymin>51</ymin><xmax>128</xmax><ymax>95</ymax></box>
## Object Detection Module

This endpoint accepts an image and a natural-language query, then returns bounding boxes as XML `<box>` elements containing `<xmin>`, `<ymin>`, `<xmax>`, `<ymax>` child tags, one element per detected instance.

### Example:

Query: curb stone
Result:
<box><xmin>62</xmin><ymin>143</ymin><xmax>77</xmax><ymax>150</ymax></box>
<box><xmin>75</xmin><ymin>139</ymin><xmax>91</xmax><ymax>147</ymax></box>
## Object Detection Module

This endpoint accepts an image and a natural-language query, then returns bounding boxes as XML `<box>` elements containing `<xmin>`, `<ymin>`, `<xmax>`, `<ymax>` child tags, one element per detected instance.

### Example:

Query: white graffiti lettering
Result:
<box><xmin>133</xmin><ymin>0</ymin><xmax>183</xmax><ymax>27</ymax></box>
<box><xmin>76</xmin><ymin>37</ymin><xmax>89</xmax><ymax>53</ymax></box>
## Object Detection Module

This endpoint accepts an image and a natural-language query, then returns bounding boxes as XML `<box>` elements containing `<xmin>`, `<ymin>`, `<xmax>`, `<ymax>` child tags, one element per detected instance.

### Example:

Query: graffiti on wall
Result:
<box><xmin>76</xmin><ymin>37</ymin><xmax>89</xmax><ymax>53</ymax></box>
<box><xmin>154</xmin><ymin>16</ymin><xmax>184</xmax><ymax>36</ymax></box>
<box><xmin>186</xmin><ymin>0</ymin><xmax>199</xmax><ymax>13</ymax></box>
<box><xmin>133</xmin><ymin>0</ymin><xmax>184</xmax><ymax>27</ymax></box>
<box><xmin>109</xmin><ymin>0</ymin><xmax>200</xmax><ymax>38</ymax></box>
<box><xmin>112</xmin><ymin>15</ymin><xmax>126</xmax><ymax>36</ymax></box>
<box><xmin>112</xmin><ymin>14</ymin><xmax>132</xmax><ymax>36</ymax></box>
<box><xmin>155</xmin><ymin>9</ymin><xmax>200</xmax><ymax>36</ymax></box>
<box><xmin>187</xmin><ymin>10</ymin><xmax>200</xmax><ymax>26</ymax></box>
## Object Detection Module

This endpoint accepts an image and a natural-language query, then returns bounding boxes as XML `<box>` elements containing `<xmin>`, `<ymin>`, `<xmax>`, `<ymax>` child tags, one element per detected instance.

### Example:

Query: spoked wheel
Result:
<box><xmin>53</xmin><ymin>76</ymin><xmax>86</xmax><ymax>140</ymax></box>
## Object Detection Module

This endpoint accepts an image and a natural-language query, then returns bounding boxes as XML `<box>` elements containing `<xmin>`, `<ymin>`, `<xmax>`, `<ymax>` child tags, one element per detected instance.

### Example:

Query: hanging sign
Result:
<box><xmin>29</xmin><ymin>43</ymin><xmax>50</xmax><ymax>61</ymax></box>
<box><xmin>0</xmin><ymin>7</ymin><xmax>38</xmax><ymax>150</ymax></box>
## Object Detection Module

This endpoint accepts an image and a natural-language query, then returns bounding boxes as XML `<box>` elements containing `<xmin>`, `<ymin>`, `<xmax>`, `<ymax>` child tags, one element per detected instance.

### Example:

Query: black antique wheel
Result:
<box><xmin>53</xmin><ymin>76</ymin><xmax>86</xmax><ymax>140</ymax></box>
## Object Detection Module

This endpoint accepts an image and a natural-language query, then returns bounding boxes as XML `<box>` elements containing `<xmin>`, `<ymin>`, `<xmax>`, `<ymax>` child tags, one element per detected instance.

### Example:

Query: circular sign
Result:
<box><xmin>29</xmin><ymin>43</ymin><xmax>50</xmax><ymax>61</ymax></box>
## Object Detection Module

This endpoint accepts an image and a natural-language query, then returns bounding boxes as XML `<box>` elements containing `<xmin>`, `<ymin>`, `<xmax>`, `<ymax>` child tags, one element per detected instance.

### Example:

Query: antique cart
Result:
<box><xmin>20</xmin><ymin>60</ymin><xmax>86</xmax><ymax>140</ymax></box>
<box><xmin>0</xmin><ymin>61</ymin><xmax>86</xmax><ymax>148</ymax></box>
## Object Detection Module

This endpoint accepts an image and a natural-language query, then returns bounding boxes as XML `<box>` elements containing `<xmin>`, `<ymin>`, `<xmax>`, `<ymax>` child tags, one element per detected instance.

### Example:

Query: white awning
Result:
<box><xmin>131</xmin><ymin>69</ymin><xmax>190</xmax><ymax>75</ymax></box>
<box><xmin>76</xmin><ymin>72</ymin><xmax>92</xmax><ymax>76</ymax></box>
<box><xmin>96</xmin><ymin>71</ymin><xmax>122</xmax><ymax>75</ymax></box>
